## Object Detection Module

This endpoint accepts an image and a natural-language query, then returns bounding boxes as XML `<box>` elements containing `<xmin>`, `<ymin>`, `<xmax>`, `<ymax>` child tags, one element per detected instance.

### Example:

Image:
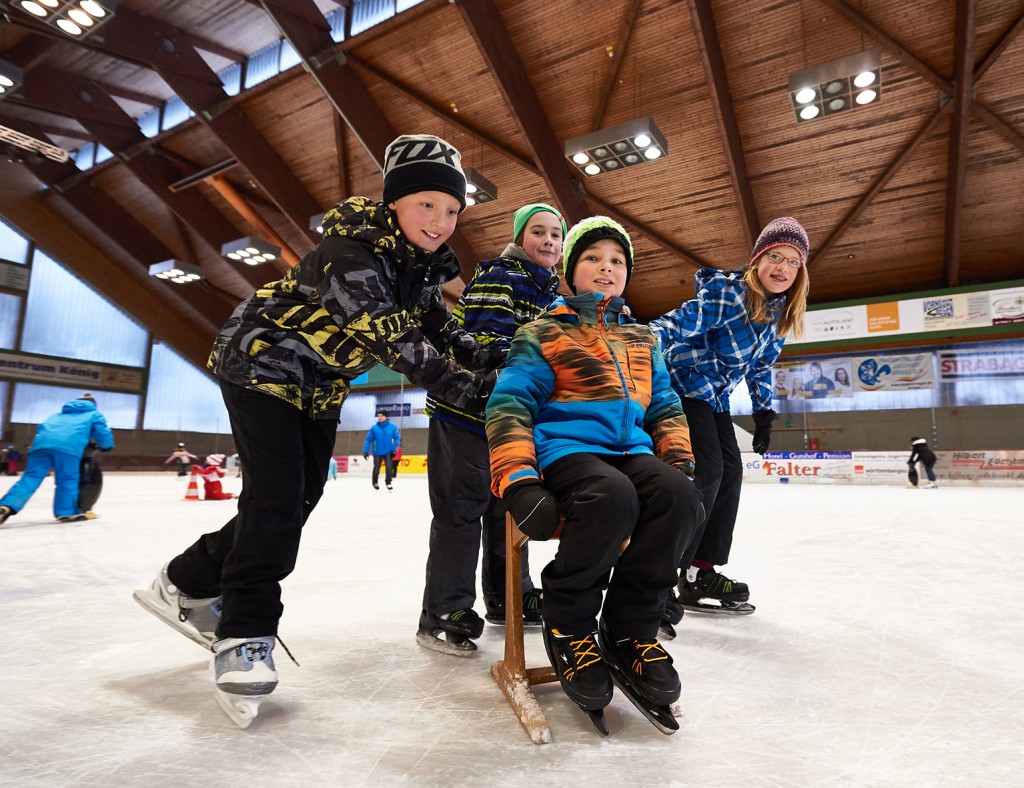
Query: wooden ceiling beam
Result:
<box><xmin>12</xmin><ymin>67</ymin><xmax>268</xmax><ymax>292</ymax></box>
<box><xmin>453</xmin><ymin>0</ymin><xmax>589</xmax><ymax>225</ymax></box>
<box><xmin>582</xmin><ymin>192</ymin><xmax>707</xmax><ymax>271</ymax></box>
<box><xmin>810</xmin><ymin>105</ymin><xmax>947</xmax><ymax>266</ymax></box>
<box><xmin>257</xmin><ymin>0</ymin><xmax>480</xmax><ymax>281</ymax></box>
<box><xmin>971</xmin><ymin>103</ymin><xmax>1024</xmax><ymax>156</ymax></box>
<box><xmin>0</xmin><ymin>32</ymin><xmax>57</xmax><ymax>70</ymax></box>
<box><xmin>84</xmin><ymin>7</ymin><xmax>320</xmax><ymax>249</ymax></box>
<box><xmin>346</xmin><ymin>54</ymin><xmax>540</xmax><ymax>176</ymax></box>
<box><xmin>0</xmin><ymin>117</ymin><xmax>233</xmax><ymax>336</ymax></box>
<box><xmin>591</xmin><ymin>0</ymin><xmax>643</xmax><ymax>132</ymax></box>
<box><xmin>974</xmin><ymin>8</ymin><xmax>1024</xmax><ymax>82</ymax></box>
<box><xmin>943</xmin><ymin>0</ymin><xmax>976</xmax><ymax>289</ymax></box>
<box><xmin>689</xmin><ymin>0</ymin><xmax>759</xmax><ymax>250</ymax></box>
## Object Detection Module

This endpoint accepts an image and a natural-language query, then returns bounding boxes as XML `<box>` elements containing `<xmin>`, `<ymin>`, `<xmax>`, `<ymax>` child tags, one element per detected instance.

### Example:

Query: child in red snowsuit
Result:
<box><xmin>193</xmin><ymin>455</ymin><xmax>233</xmax><ymax>500</ymax></box>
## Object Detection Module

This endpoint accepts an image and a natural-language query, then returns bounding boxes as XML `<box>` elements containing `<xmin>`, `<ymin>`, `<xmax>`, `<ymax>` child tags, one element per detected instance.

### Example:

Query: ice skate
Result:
<box><xmin>56</xmin><ymin>514</ymin><xmax>88</xmax><ymax>523</ymax></box>
<box><xmin>132</xmin><ymin>563</ymin><xmax>222</xmax><ymax>650</ymax></box>
<box><xmin>416</xmin><ymin>609</ymin><xmax>484</xmax><ymax>656</ymax></box>
<box><xmin>658</xmin><ymin>592</ymin><xmax>685</xmax><ymax>640</ymax></box>
<box><xmin>0</xmin><ymin>505</ymin><xmax>13</xmax><ymax>525</ymax></box>
<box><xmin>386</xmin><ymin>482</ymin><xmax>393</xmax><ymax>491</ymax></box>
<box><xmin>213</xmin><ymin>636</ymin><xmax>277</xmax><ymax>729</ymax></box>
<box><xmin>597</xmin><ymin>618</ymin><xmax>679</xmax><ymax>735</ymax></box>
<box><xmin>483</xmin><ymin>588</ymin><xmax>543</xmax><ymax>626</ymax></box>
<box><xmin>543</xmin><ymin>627</ymin><xmax>612</xmax><ymax>735</ymax></box>
<box><xmin>923</xmin><ymin>482</ymin><xmax>938</xmax><ymax>489</ymax></box>
<box><xmin>677</xmin><ymin>567</ymin><xmax>755</xmax><ymax>615</ymax></box>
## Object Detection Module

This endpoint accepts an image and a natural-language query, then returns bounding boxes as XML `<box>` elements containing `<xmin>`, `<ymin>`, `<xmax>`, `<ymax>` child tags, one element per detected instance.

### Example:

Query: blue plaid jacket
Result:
<box><xmin>649</xmin><ymin>268</ymin><xmax>786</xmax><ymax>413</ymax></box>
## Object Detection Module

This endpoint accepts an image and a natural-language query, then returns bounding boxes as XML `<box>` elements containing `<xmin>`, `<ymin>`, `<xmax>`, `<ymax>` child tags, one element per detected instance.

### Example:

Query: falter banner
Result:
<box><xmin>853</xmin><ymin>352</ymin><xmax>934</xmax><ymax>392</ymax></box>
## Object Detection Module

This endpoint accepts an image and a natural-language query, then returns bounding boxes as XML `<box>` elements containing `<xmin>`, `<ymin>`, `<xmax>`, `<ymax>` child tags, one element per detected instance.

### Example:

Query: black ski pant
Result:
<box><xmin>539</xmin><ymin>452</ymin><xmax>702</xmax><ymax>640</ymax></box>
<box><xmin>371</xmin><ymin>453</ymin><xmax>395</xmax><ymax>486</ymax></box>
<box><xmin>679</xmin><ymin>398</ymin><xmax>743</xmax><ymax>569</ymax></box>
<box><xmin>422</xmin><ymin>418</ymin><xmax>533</xmax><ymax>617</ymax></box>
<box><xmin>168</xmin><ymin>380</ymin><xmax>336</xmax><ymax>638</ymax></box>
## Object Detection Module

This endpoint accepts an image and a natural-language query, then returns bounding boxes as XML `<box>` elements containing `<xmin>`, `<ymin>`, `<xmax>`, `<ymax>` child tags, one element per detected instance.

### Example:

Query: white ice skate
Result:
<box><xmin>132</xmin><ymin>564</ymin><xmax>221</xmax><ymax>650</ymax></box>
<box><xmin>213</xmin><ymin>636</ymin><xmax>278</xmax><ymax>729</ymax></box>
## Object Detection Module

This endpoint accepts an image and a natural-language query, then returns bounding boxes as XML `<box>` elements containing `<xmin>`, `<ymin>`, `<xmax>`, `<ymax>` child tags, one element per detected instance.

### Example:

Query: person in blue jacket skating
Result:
<box><xmin>363</xmin><ymin>410</ymin><xmax>401</xmax><ymax>490</ymax></box>
<box><xmin>0</xmin><ymin>393</ymin><xmax>115</xmax><ymax>524</ymax></box>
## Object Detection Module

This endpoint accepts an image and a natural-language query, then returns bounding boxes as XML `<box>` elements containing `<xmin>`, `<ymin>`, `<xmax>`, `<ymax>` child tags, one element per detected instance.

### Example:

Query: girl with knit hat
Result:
<box><xmin>133</xmin><ymin>134</ymin><xmax>502</xmax><ymax>727</ymax></box>
<box><xmin>418</xmin><ymin>202</ymin><xmax>565</xmax><ymax>656</ymax></box>
<box><xmin>486</xmin><ymin>216</ymin><xmax>703</xmax><ymax>732</ymax></box>
<box><xmin>650</xmin><ymin>216</ymin><xmax>810</xmax><ymax>621</ymax></box>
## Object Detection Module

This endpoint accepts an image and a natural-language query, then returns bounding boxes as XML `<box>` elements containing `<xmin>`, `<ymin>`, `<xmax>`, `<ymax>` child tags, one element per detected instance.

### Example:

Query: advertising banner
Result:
<box><xmin>773</xmin><ymin>359</ymin><xmax>854</xmax><ymax>400</ymax></box>
<box><xmin>936</xmin><ymin>348</ymin><xmax>1024</xmax><ymax>381</ymax></box>
<box><xmin>853</xmin><ymin>353</ymin><xmax>934</xmax><ymax>392</ymax></box>
<box><xmin>0</xmin><ymin>349</ymin><xmax>145</xmax><ymax>393</ymax></box>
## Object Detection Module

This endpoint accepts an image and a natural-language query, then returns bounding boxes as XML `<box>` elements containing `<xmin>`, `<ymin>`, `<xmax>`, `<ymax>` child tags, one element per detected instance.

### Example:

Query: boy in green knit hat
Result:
<box><xmin>418</xmin><ymin>201</ymin><xmax>566</xmax><ymax>656</ymax></box>
<box><xmin>485</xmin><ymin>216</ymin><xmax>703</xmax><ymax>732</ymax></box>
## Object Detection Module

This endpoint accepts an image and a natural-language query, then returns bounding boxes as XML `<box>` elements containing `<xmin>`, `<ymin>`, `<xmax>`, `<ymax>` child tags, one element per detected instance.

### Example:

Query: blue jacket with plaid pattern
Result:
<box><xmin>649</xmin><ymin>268</ymin><xmax>786</xmax><ymax>413</ymax></box>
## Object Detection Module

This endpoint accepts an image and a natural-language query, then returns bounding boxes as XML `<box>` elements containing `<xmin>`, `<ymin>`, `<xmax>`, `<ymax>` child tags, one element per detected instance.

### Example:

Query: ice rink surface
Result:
<box><xmin>1</xmin><ymin>471</ymin><xmax>1021</xmax><ymax>787</ymax></box>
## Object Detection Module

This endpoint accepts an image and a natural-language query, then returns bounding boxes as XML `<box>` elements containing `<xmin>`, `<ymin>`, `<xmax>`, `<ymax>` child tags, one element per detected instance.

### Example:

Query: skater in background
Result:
<box><xmin>390</xmin><ymin>445</ymin><xmax>402</xmax><ymax>477</ymax></box>
<box><xmin>907</xmin><ymin>436</ymin><xmax>938</xmax><ymax>489</ymax></box>
<box><xmin>651</xmin><ymin>216</ymin><xmax>810</xmax><ymax>621</ymax></box>
<box><xmin>363</xmin><ymin>411</ymin><xmax>400</xmax><ymax>491</ymax></box>
<box><xmin>419</xmin><ymin>202</ymin><xmax>564</xmax><ymax>656</ymax></box>
<box><xmin>327</xmin><ymin>456</ymin><xmax>338</xmax><ymax>481</ymax></box>
<box><xmin>165</xmin><ymin>443</ymin><xmax>197</xmax><ymax>477</ymax></box>
<box><xmin>3</xmin><ymin>444</ymin><xmax>21</xmax><ymax>475</ymax></box>
<box><xmin>0</xmin><ymin>393</ymin><xmax>114</xmax><ymax>526</ymax></box>
<box><xmin>133</xmin><ymin>133</ymin><xmax>500</xmax><ymax>728</ymax></box>
<box><xmin>487</xmin><ymin>216</ymin><xmax>702</xmax><ymax>730</ymax></box>
<box><xmin>194</xmin><ymin>455</ymin><xmax>234</xmax><ymax>500</ymax></box>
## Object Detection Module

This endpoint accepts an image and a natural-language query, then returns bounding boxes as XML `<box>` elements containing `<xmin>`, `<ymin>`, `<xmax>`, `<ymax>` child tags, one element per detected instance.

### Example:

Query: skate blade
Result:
<box><xmin>214</xmin><ymin>688</ymin><xmax>263</xmax><ymax>729</ymax></box>
<box><xmin>132</xmin><ymin>589</ymin><xmax>215</xmax><ymax>651</ymax></box>
<box><xmin>583</xmin><ymin>707</ymin><xmax>609</xmax><ymax>736</ymax></box>
<box><xmin>680</xmin><ymin>600</ymin><xmax>755</xmax><ymax>616</ymax></box>
<box><xmin>607</xmin><ymin>672</ymin><xmax>679</xmax><ymax>735</ymax></box>
<box><xmin>658</xmin><ymin>622</ymin><xmax>677</xmax><ymax>641</ymax></box>
<box><xmin>415</xmin><ymin>630</ymin><xmax>477</xmax><ymax>657</ymax></box>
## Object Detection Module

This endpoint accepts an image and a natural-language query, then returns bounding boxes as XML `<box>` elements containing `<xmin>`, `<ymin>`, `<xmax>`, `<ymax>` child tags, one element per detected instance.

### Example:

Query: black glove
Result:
<box><xmin>464</xmin><ymin>369</ymin><xmax>498</xmax><ymax>415</ymax></box>
<box><xmin>751</xmin><ymin>409</ymin><xmax>777</xmax><ymax>455</ymax></box>
<box><xmin>363</xmin><ymin>453</ymin><xmax>369</xmax><ymax>460</ymax></box>
<box><xmin>504</xmin><ymin>481</ymin><xmax>560</xmax><ymax>541</ymax></box>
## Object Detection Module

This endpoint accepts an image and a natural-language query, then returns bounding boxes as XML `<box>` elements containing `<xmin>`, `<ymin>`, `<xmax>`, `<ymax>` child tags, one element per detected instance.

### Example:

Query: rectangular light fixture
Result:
<box><xmin>565</xmin><ymin>117</ymin><xmax>667</xmax><ymax>177</ymax></box>
<box><xmin>221</xmin><ymin>236</ymin><xmax>280</xmax><ymax>265</ymax></box>
<box><xmin>464</xmin><ymin>168</ymin><xmax>497</xmax><ymax>206</ymax></box>
<box><xmin>310</xmin><ymin>211</ymin><xmax>328</xmax><ymax>234</ymax></box>
<box><xmin>13</xmin><ymin>0</ymin><xmax>117</xmax><ymax>38</ymax></box>
<box><xmin>789</xmin><ymin>49</ymin><xmax>881</xmax><ymax>122</ymax></box>
<box><xmin>148</xmin><ymin>260</ymin><xmax>204</xmax><ymax>284</ymax></box>
<box><xmin>0</xmin><ymin>59</ymin><xmax>24</xmax><ymax>101</ymax></box>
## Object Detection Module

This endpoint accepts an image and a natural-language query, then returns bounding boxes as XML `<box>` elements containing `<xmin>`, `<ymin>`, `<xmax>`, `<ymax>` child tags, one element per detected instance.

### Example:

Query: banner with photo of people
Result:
<box><xmin>772</xmin><ymin>358</ymin><xmax>854</xmax><ymax>400</ymax></box>
<box><xmin>773</xmin><ymin>352</ymin><xmax>935</xmax><ymax>400</ymax></box>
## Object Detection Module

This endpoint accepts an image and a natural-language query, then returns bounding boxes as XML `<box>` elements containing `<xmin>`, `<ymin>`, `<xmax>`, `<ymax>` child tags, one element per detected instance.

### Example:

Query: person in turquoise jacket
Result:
<box><xmin>0</xmin><ymin>393</ymin><xmax>114</xmax><ymax>525</ymax></box>
<box><xmin>363</xmin><ymin>410</ymin><xmax>401</xmax><ymax>490</ymax></box>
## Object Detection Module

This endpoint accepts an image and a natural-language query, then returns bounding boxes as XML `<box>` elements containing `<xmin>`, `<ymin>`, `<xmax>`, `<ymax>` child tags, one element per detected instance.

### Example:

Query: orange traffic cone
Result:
<box><xmin>183</xmin><ymin>468</ymin><xmax>200</xmax><ymax>501</ymax></box>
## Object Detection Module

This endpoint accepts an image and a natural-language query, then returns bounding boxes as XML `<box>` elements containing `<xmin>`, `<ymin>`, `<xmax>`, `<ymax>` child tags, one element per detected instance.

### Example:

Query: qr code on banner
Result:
<box><xmin>924</xmin><ymin>299</ymin><xmax>954</xmax><ymax>318</ymax></box>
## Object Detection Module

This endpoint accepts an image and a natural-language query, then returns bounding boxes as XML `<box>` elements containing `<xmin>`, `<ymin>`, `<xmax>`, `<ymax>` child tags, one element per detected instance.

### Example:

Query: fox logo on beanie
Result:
<box><xmin>383</xmin><ymin>134</ymin><xmax>468</xmax><ymax>212</ymax></box>
<box><xmin>562</xmin><ymin>216</ymin><xmax>634</xmax><ymax>294</ymax></box>
<box><xmin>750</xmin><ymin>216</ymin><xmax>809</xmax><ymax>266</ymax></box>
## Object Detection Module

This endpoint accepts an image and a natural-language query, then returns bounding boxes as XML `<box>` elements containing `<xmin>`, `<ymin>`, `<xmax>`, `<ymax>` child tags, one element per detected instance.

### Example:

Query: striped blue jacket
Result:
<box><xmin>427</xmin><ymin>245</ymin><xmax>560</xmax><ymax>434</ymax></box>
<box><xmin>649</xmin><ymin>268</ymin><xmax>786</xmax><ymax>413</ymax></box>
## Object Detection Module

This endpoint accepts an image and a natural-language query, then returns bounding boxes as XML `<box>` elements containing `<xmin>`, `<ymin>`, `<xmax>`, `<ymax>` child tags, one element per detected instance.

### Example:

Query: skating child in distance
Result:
<box><xmin>418</xmin><ymin>202</ymin><xmax>564</xmax><ymax>656</ymax></box>
<box><xmin>486</xmin><ymin>217</ymin><xmax>703</xmax><ymax>734</ymax></box>
<box><xmin>165</xmin><ymin>443</ymin><xmax>197</xmax><ymax>477</ymax></box>
<box><xmin>194</xmin><ymin>454</ymin><xmax>233</xmax><ymax>500</ymax></box>
<box><xmin>650</xmin><ymin>217</ymin><xmax>810</xmax><ymax>620</ymax></box>
<box><xmin>133</xmin><ymin>134</ymin><xmax>501</xmax><ymax>729</ymax></box>
<box><xmin>907</xmin><ymin>436</ymin><xmax>938</xmax><ymax>489</ymax></box>
<box><xmin>0</xmin><ymin>393</ymin><xmax>114</xmax><ymax>526</ymax></box>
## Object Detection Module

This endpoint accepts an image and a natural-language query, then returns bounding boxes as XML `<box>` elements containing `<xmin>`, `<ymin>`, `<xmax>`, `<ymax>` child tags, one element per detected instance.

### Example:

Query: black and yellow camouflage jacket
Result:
<box><xmin>209</xmin><ymin>197</ymin><xmax>500</xmax><ymax>419</ymax></box>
